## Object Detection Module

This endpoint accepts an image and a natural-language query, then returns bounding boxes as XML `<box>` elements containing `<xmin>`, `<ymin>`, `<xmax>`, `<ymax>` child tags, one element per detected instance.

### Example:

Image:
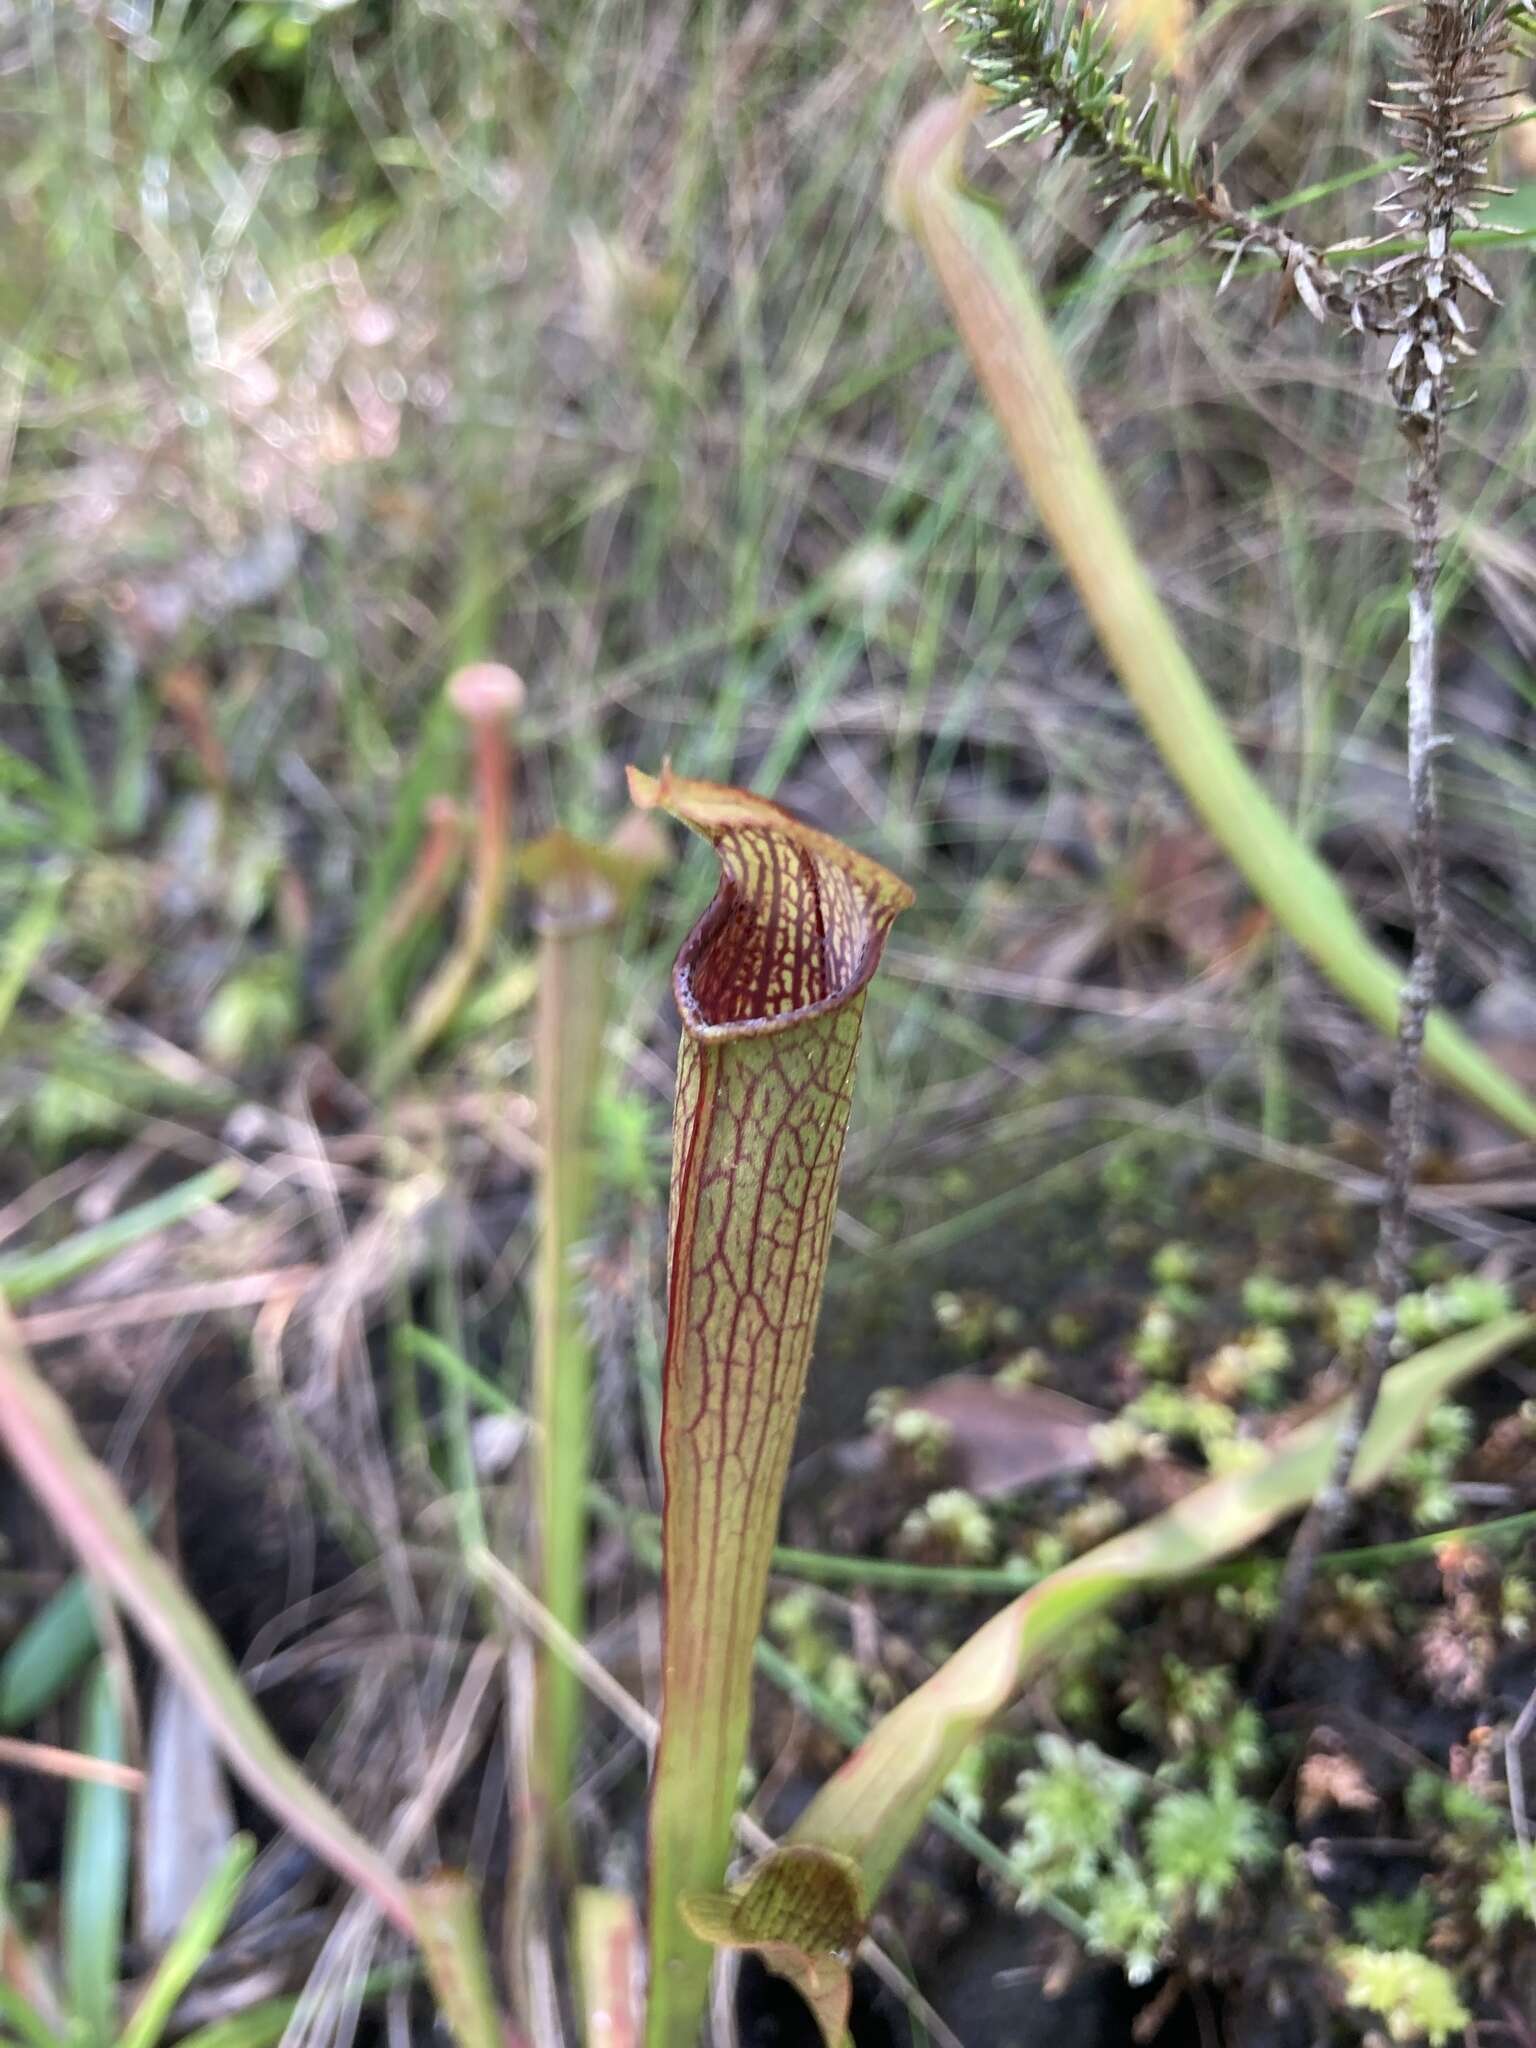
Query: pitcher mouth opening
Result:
<box><xmin>627</xmin><ymin>763</ymin><xmax>913</xmax><ymax>1044</ymax></box>
<box><xmin>673</xmin><ymin>879</ymin><xmax>888</xmax><ymax>1044</ymax></box>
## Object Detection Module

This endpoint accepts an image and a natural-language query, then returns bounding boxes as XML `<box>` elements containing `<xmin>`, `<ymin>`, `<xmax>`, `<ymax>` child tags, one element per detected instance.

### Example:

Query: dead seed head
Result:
<box><xmin>447</xmin><ymin>662</ymin><xmax>526</xmax><ymax>723</ymax></box>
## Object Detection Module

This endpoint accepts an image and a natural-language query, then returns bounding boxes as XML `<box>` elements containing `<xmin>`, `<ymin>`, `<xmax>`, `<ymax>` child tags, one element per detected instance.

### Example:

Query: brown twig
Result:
<box><xmin>1258</xmin><ymin>0</ymin><xmax>1514</xmax><ymax>1688</ymax></box>
<box><xmin>0</xmin><ymin>1734</ymin><xmax>145</xmax><ymax>1791</ymax></box>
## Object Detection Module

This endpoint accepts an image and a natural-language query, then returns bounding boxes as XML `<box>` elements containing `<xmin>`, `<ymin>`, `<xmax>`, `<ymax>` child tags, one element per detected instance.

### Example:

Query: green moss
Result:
<box><xmin>1351</xmin><ymin>1887</ymin><xmax>1434</xmax><ymax>1951</ymax></box>
<box><xmin>1144</xmin><ymin>1778</ymin><xmax>1274</xmax><ymax>1916</ymax></box>
<box><xmin>1130</xmin><ymin>1299</ymin><xmax>1183</xmax><ymax>1375</ymax></box>
<box><xmin>1333</xmin><ymin>1947</ymin><xmax>1469</xmax><ymax>2045</ymax></box>
<box><xmin>1005</xmin><ymin>1735</ymin><xmax>1143</xmax><ymax>1895</ymax></box>
<box><xmin>1396</xmin><ymin>1276</ymin><xmax>1514</xmax><ymax>1346</ymax></box>
<box><xmin>1240</xmin><ymin>1271</ymin><xmax>1309</xmax><ymax>1325</ymax></box>
<box><xmin>901</xmin><ymin>1488</ymin><xmax>995</xmax><ymax>1562</ymax></box>
<box><xmin>1476</xmin><ymin>1840</ymin><xmax>1536</xmax><ymax>1933</ymax></box>
<box><xmin>1149</xmin><ymin>1241</ymin><xmax>1203</xmax><ymax>1289</ymax></box>
<box><xmin>1083</xmin><ymin>1859</ymin><xmax>1168</xmax><ymax>1985</ymax></box>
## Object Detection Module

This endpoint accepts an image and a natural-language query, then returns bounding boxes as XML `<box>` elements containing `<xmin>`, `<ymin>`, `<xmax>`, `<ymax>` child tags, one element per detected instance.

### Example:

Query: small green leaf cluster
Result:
<box><xmin>1332</xmin><ymin>1945</ymin><xmax>1469</xmax><ymax>2046</ymax></box>
<box><xmin>865</xmin><ymin>1388</ymin><xmax>957</xmax><ymax>1475</ymax></box>
<box><xmin>1395</xmin><ymin>1276</ymin><xmax>1514</xmax><ymax>1348</ymax></box>
<box><xmin>1007</xmin><ymin>1733</ymin><xmax>1144</xmax><ymax>1892</ymax></box>
<box><xmin>1111</xmin><ymin>1385</ymin><xmax>1257</xmax><ymax>1475</ymax></box>
<box><xmin>1351</xmin><ymin>1887</ymin><xmax>1434</xmax><ymax>1952</ymax></box>
<box><xmin>1148</xmin><ymin>1241</ymin><xmax>1204</xmax><ymax>1318</ymax></box>
<box><xmin>1199</xmin><ymin>1325</ymin><xmax>1291</xmax><ymax>1407</ymax></box>
<box><xmin>996</xmin><ymin>1346</ymin><xmax>1049</xmax><ymax>1388</ymax></box>
<box><xmin>1500</xmin><ymin>1572</ymin><xmax>1534</xmax><ymax>1644</ymax></box>
<box><xmin>889</xmin><ymin>1405</ymin><xmax>957</xmax><ymax>1473</ymax></box>
<box><xmin>1404</xmin><ymin>1771</ymin><xmax>1536</xmax><ymax>1938</ymax></box>
<box><xmin>1122</xmin><ymin>1658</ymin><xmax>1267</xmax><ymax>1776</ymax></box>
<box><xmin>1389</xmin><ymin>1403</ymin><xmax>1473</xmax><ymax>1528</ymax></box>
<box><xmin>1004</xmin><ymin>1736</ymin><xmax>1168</xmax><ymax>1981</ymax></box>
<box><xmin>901</xmin><ymin>1487</ymin><xmax>996</xmax><ymax>1562</ymax></box>
<box><xmin>1130</xmin><ymin>1298</ymin><xmax>1182</xmax><ymax>1375</ymax></box>
<box><xmin>1004</xmin><ymin>1709</ymin><xmax>1273</xmax><ymax>1985</ymax></box>
<box><xmin>1318</xmin><ymin>1283</ymin><xmax>1380</xmax><ymax>1350</ymax></box>
<box><xmin>1142</xmin><ymin>1777</ymin><xmax>1275</xmax><ymax>1917</ymax></box>
<box><xmin>1476</xmin><ymin>1840</ymin><xmax>1536</xmax><ymax>1933</ymax></box>
<box><xmin>1406</xmin><ymin>1771</ymin><xmax>1505</xmax><ymax>1858</ymax></box>
<box><xmin>932</xmin><ymin>1288</ymin><xmax>1022</xmax><ymax>1353</ymax></box>
<box><xmin>1240</xmin><ymin>1271</ymin><xmax>1310</xmax><ymax>1326</ymax></box>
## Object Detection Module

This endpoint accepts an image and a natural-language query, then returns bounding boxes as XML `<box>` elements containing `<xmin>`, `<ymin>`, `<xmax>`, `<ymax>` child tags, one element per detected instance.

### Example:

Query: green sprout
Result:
<box><xmin>1501</xmin><ymin>1574</ymin><xmax>1534</xmax><ymax>1643</ymax></box>
<box><xmin>1122</xmin><ymin>1386</ymin><xmax>1238</xmax><ymax>1465</ymax></box>
<box><xmin>1149</xmin><ymin>1242</ymin><xmax>1202</xmax><ymax>1287</ymax></box>
<box><xmin>1240</xmin><ymin>1272</ymin><xmax>1309</xmax><ymax>1325</ymax></box>
<box><xmin>1122</xmin><ymin>1659</ymin><xmax>1266</xmax><ymax>1780</ymax></box>
<box><xmin>1406</xmin><ymin>1772</ymin><xmax>1505</xmax><ymax>1861</ymax></box>
<box><xmin>933</xmin><ymin>1289</ymin><xmax>1021</xmax><ymax>1353</ymax></box>
<box><xmin>996</xmin><ymin>1346</ymin><xmax>1049</xmax><ymax>1387</ymax></box>
<box><xmin>1149</xmin><ymin>1242</ymin><xmax>1204</xmax><ymax>1315</ymax></box>
<box><xmin>902</xmin><ymin>1488</ymin><xmax>996</xmax><ymax>1562</ymax></box>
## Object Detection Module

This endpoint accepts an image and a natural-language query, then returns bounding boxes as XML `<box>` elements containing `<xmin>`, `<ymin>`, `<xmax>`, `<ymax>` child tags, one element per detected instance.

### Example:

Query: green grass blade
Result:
<box><xmin>409</xmin><ymin>1873</ymin><xmax>503</xmax><ymax>2048</ymax></box>
<box><xmin>62</xmin><ymin>1660</ymin><xmax>130</xmax><ymax>2047</ymax></box>
<box><xmin>171</xmin><ymin>1968</ymin><xmax>413</xmax><ymax>2048</ymax></box>
<box><xmin>20</xmin><ymin>619</ymin><xmax>95</xmax><ymax>821</ymax></box>
<box><xmin>0</xmin><ymin>1982</ymin><xmax>68</xmax><ymax>2048</ymax></box>
<box><xmin>0</xmin><ymin>1165</ymin><xmax>243</xmax><ymax>1306</ymax></box>
<box><xmin>0</xmin><ymin>1809</ymin><xmax>65</xmax><ymax>2048</ymax></box>
<box><xmin>0</xmin><ymin>1303</ymin><xmax>417</xmax><ymax>1938</ymax></box>
<box><xmin>118</xmin><ymin>1835</ymin><xmax>257</xmax><ymax>2048</ymax></box>
<box><xmin>401</xmin><ymin>1326</ymin><xmax>522</xmax><ymax>1424</ymax></box>
<box><xmin>0</xmin><ymin>1308</ymin><xmax>505</xmax><ymax>2048</ymax></box>
<box><xmin>887</xmin><ymin>94</ymin><xmax>1536</xmax><ymax>1139</ymax></box>
<box><xmin>0</xmin><ymin>1571</ymin><xmax>100</xmax><ymax>1730</ymax></box>
<box><xmin>524</xmin><ymin>825</ymin><xmax>664</xmax><ymax>1845</ymax></box>
<box><xmin>0</xmin><ymin>870</ymin><xmax>65</xmax><ymax>1037</ymax></box>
